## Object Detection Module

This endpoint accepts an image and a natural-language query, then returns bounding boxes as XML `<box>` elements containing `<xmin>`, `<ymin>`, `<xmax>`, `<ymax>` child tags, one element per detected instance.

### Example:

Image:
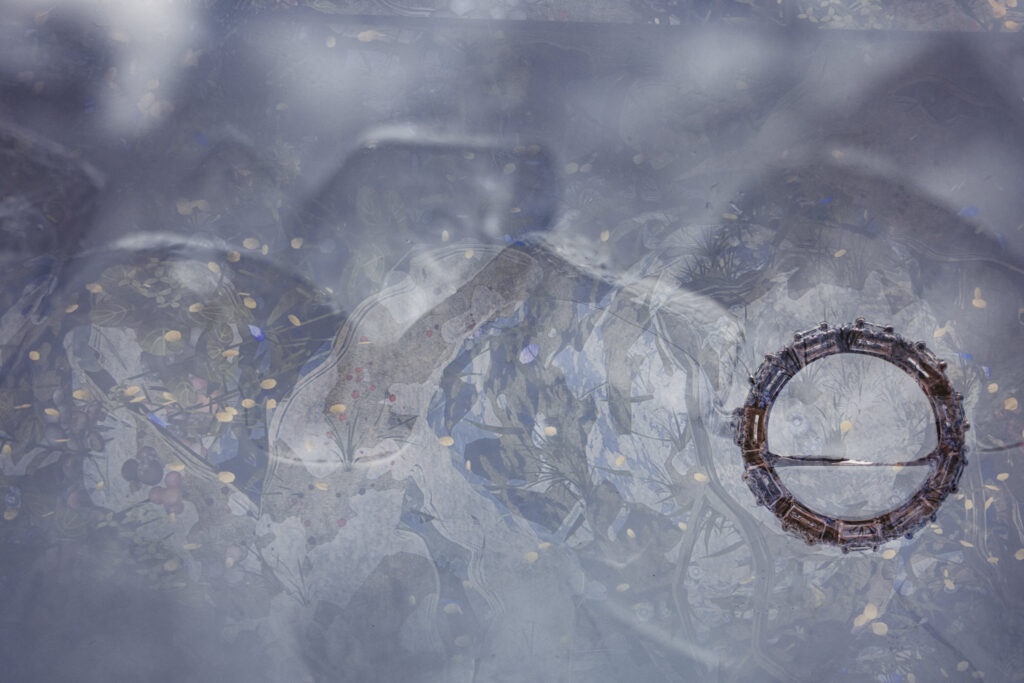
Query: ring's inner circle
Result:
<box><xmin>766</xmin><ymin>354</ymin><xmax>937</xmax><ymax>519</ymax></box>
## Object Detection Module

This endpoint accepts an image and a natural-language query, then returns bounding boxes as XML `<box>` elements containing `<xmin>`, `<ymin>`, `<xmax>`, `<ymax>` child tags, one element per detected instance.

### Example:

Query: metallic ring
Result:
<box><xmin>733</xmin><ymin>318</ymin><xmax>968</xmax><ymax>552</ymax></box>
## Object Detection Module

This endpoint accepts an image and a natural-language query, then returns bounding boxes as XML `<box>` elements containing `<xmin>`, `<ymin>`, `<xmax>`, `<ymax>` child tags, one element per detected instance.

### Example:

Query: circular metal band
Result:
<box><xmin>733</xmin><ymin>318</ymin><xmax>968</xmax><ymax>551</ymax></box>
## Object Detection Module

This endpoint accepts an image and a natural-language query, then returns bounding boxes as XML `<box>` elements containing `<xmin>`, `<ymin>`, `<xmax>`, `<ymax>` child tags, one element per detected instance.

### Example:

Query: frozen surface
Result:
<box><xmin>1</xmin><ymin>3</ymin><xmax>1024</xmax><ymax>682</ymax></box>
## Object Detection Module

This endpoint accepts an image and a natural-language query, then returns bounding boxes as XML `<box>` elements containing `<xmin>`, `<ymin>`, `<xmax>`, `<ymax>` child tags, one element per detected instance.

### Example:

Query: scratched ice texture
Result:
<box><xmin>1</xmin><ymin>2</ymin><xmax>1024</xmax><ymax>682</ymax></box>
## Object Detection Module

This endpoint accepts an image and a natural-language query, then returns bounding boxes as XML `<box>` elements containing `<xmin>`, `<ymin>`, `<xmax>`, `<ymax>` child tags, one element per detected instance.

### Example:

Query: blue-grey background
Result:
<box><xmin>1</xmin><ymin>2</ymin><xmax>1023</xmax><ymax>681</ymax></box>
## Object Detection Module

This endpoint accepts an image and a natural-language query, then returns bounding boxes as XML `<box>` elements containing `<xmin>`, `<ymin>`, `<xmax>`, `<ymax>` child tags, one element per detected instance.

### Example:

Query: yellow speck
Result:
<box><xmin>4</xmin><ymin>508</ymin><xmax>18</xmax><ymax>521</ymax></box>
<box><xmin>217</xmin><ymin>471</ymin><xmax>235</xmax><ymax>484</ymax></box>
<box><xmin>183</xmin><ymin>542</ymin><xmax>202</xmax><ymax>550</ymax></box>
<box><xmin>408</xmin><ymin>595</ymin><xmax>417</xmax><ymax>606</ymax></box>
<box><xmin>503</xmin><ymin>163</ymin><xmax>516</xmax><ymax>175</ymax></box>
<box><xmin>164</xmin><ymin>330</ymin><xmax>182</xmax><ymax>342</ymax></box>
<box><xmin>260</xmin><ymin>244</ymin><xmax>268</xmax><ymax>255</ymax></box>
<box><xmin>65</xmin><ymin>304</ymin><xmax>79</xmax><ymax>313</ymax></box>
<box><xmin>997</xmin><ymin>472</ymin><xmax>1009</xmax><ymax>481</ymax></box>
<box><xmin>243</xmin><ymin>296</ymin><xmax>258</xmax><ymax>309</ymax></box>
<box><xmin>329</xmin><ymin>403</ymin><xmax>347</xmax><ymax>414</ymax></box>
<box><xmin>965</xmin><ymin>498</ymin><xmax>974</xmax><ymax>510</ymax></box>
<box><xmin>881</xmin><ymin>548</ymin><xmax>897</xmax><ymax>559</ymax></box>
<box><xmin>465</xmin><ymin>459</ymin><xmax>471</xmax><ymax>471</ymax></box>
<box><xmin>207</xmin><ymin>262</ymin><xmax>220</xmax><ymax>274</ymax></box>
<box><xmin>439</xmin><ymin>436</ymin><xmax>454</xmax><ymax>447</ymax></box>
<box><xmin>95</xmin><ymin>480</ymin><xmax>104</xmax><ymax>490</ymax></box>
<box><xmin>175</xmin><ymin>197</ymin><xmax>195</xmax><ymax>214</ymax></box>
<box><xmin>580</xmin><ymin>163</ymin><xmax>592</xmax><ymax>173</ymax></box>
<box><xmin>987</xmin><ymin>556</ymin><xmax>999</xmax><ymax>564</ymax></box>
<box><xmin>693</xmin><ymin>472</ymin><xmax>708</xmax><ymax>483</ymax></box>
<box><xmin>524</xmin><ymin>551</ymin><xmax>539</xmax><ymax>563</ymax></box>
<box><xmin>1</xmin><ymin>444</ymin><xmax>10</xmax><ymax>456</ymax></box>
<box><xmin>441</xmin><ymin>229</ymin><xmax>450</xmax><ymax>242</ymax></box>
<box><xmin>989</xmin><ymin>0</ymin><xmax>1007</xmax><ymax>17</ymax></box>
<box><xmin>863</xmin><ymin>603</ymin><xmax>878</xmax><ymax>620</ymax></box>
<box><xmin>124</xmin><ymin>385</ymin><xmax>141</xmax><ymax>396</ymax></box>
<box><xmin>945</xmin><ymin>578</ymin><xmax>955</xmax><ymax>590</ymax></box>
<box><xmin>738</xmin><ymin>575</ymin><xmax>755</xmax><ymax>585</ymax></box>
<box><xmin>834</xmin><ymin>249</ymin><xmax>847</xmax><ymax>258</ymax></box>
<box><xmin>972</xmin><ymin>298</ymin><xmax>987</xmax><ymax>308</ymax></box>
<box><xmin>933</xmin><ymin>326</ymin><xmax>947</xmax><ymax>338</ymax></box>
<box><xmin>543</xmin><ymin>425</ymin><xmax>557</xmax><ymax>437</ymax></box>
<box><xmin>225</xmin><ymin>406</ymin><xmax>238</xmax><ymax>416</ymax></box>
<box><xmin>72</xmin><ymin>389</ymin><xmax>89</xmax><ymax>400</ymax></box>
<box><xmin>357</xmin><ymin>29</ymin><xmax>385</xmax><ymax>42</ymax></box>
<box><xmin>565</xmin><ymin>162</ymin><xmax>579</xmax><ymax>174</ymax></box>
<box><xmin>266</xmin><ymin>398</ymin><xmax>277</xmax><ymax>410</ymax></box>
<box><xmin>538</xmin><ymin>542</ymin><xmax>553</xmax><ymax>550</ymax></box>
<box><xmin>892</xmin><ymin>464</ymin><xmax>904</xmax><ymax>473</ymax></box>
<box><xmin>314</xmin><ymin>480</ymin><xmax>329</xmax><ymax>491</ymax></box>
<box><xmin>225</xmin><ymin>557</ymin><xmax>234</xmax><ymax>568</ymax></box>
<box><xmin>167</xmin><ymin>461</ymin><xmax>185</xmax><ymax>472</ymax></box>
<box><xmin>958</xmin><ymin>661</ymin><xmax>970</xmax><ymax>672</ymax></box>
<box><xmin>260</xmin><ymin>379</ymin><xmax>277</xmax><ymax>390</ymax></box>
<box><xmin>326</xmin><ymin>35</ymin><xmax>336</xmax><ymax>48</ymax></box>
<box><xmin>1006</xmin><ymin>20</ymin><xmax>1021</xmax><ymax>30</ymax></box>
<box><xmin>188</xmin><ymin>302</ymin><xmax>204</xmax><ymax>313</ymax></box>
<box><xmin>1004</xmin><ymin>397</ymin><xmax>1018</xmax><ymax>411</ymax></box>
<box><xmin>443</xmin><ymin>603</ymin><xmax>462</xmax><ymax>614</ymax></box>
<box><xmin>290</xmin><ymin>237</ymin><xmax>304</xmax><ymax>249</ymax></box>
<box><xmin>28</xmin><ymin>350</ymin><xmax>40</xmax><ymax>361</ymax></box>
<box><xmin>226</xmin><ymin>250</ymin><xmax>241</xmax><ymax>263</ymax></box>
<box><xmin>242</xmin><ymin>237</ymin><xmax>260</xmax><ymax>250</ymax></box>
<box><xmin>215</xmin><ymin>411</ymin><xmax>232</xmax><ymax>422</ymax></box>
<box><xmin>85</xmin><ymin>282</ymin><xmax>103</xmax><ymax>293</ymax></box>
<box><xmin>241</xmin><ymin>398</ymin><xmax>255</xmax><ymax>409</ymax></box>
<box><xmin>615</xmin><ymin>583</ymin><xmax>630</xmax><ymax>592</ymax></box>
<box><xmin>960</xmin><ymin>540</ymin><xmax>975</xmax><ymax>547</ymax></box>
<box><xmin>464</xmin><ymin>249</ymin><xmax>474</xmax><ymax>259</ymax></box>
<box><xmin>871</xmin><ymin>621</ymin><xmax>888</xmax><ymax>636</ymax></box>
<box><xmin>933</xmin><ymin>526</ymin><xmax>943</xmax><ymax>534</ymax></box>
<box><xmin>840</xmin><ymin>420</ymin><xmax>853</xmax><ymax>433</ymax></box>
<box><xmin>831</xmin><ymin>149</ymin><xmax>844</xmax><ymax>160</ymax></box>
<box><xmin>600</xmin><ymin>230</ymin><xmax>610</xmax><ymax>242</ymax></box>
<box><xmin>288</xmin><ymin>314</ymin><xmax>301</xmax><ymax>326</ymax></box>
<box><xmin>614</xmin><ymin>454</ymin><xmax>626</xmax><ymax>467</ymax></box>
<box><xmin>163</xmin><ymin>558</ymin><xmax>180</xmax><ymax>572</ymax></box>
<box><xmin>222</xmin><ymin>348</ymin><xmax>239</xmax><ymax>358</ymax></box>
<box><xmin>987</xmin><ymin>382</ymin><xmax>999</xmax><ymax>393</ymax></box>
<box><xmin>677</xmin><ymin>522</ymin><xmax>687</xmax><ymax>531</ymax></box>
<box><xmin>722</xmin><ymin>212</ymin><xmax>739</xmax><ymax>220</ymax></box>
<box><xmin>1015</xmin><ymin>548</ymin><xmax>1024</xmax><ymax>560</ymax></box>
<box><xmin>626</xmin><ymin>528</ymin><xmax>636</xmax><ymax>539</ymax></box>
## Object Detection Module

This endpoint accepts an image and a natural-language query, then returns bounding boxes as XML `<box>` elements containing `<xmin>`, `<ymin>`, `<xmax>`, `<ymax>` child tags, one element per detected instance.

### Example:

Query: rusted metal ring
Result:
<box><xmin>733</xmin><ymin>318</ymin><xmax>968</xmax><ymax>552</ymax></box>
